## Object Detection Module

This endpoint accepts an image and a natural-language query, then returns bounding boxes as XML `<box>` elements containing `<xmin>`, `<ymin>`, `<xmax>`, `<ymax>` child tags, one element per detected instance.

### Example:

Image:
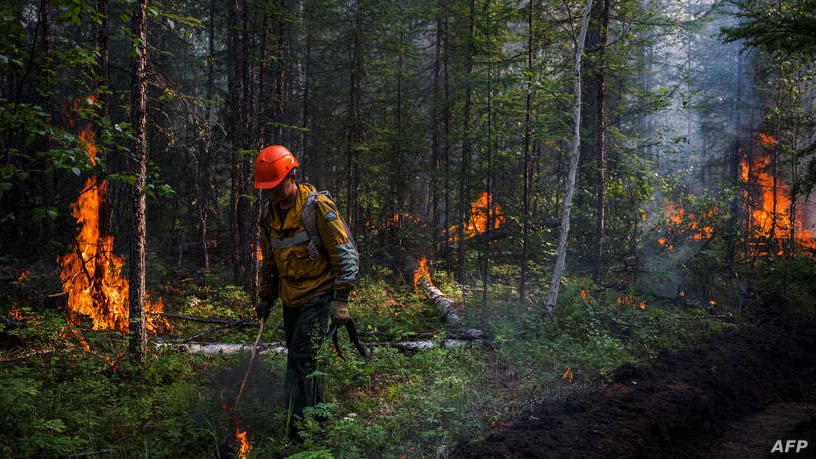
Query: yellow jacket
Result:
<box><xmin>259</xmin><ymin>183</ymin><xmax>358</xmax><ymax>307</ymax></box>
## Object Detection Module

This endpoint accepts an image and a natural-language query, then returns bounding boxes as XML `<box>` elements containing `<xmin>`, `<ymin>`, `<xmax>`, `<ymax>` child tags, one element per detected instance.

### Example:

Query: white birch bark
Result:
<box><xmin>545</xmin><ymin>0</ymin><xmax>594</xmax><ymax>314</ymax></box>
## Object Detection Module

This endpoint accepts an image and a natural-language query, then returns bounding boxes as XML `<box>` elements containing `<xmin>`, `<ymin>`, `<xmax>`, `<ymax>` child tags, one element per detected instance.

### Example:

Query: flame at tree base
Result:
<box><xmin>58</xmin><ymin>177</ymin><xmax>168</xmax><ymax>334</ymax></box>
<box><xmin>58</xmin><ymin>98</ymin><xmax>169</xmax><ymax>340</ymax></box>
<box><xmin>413</xmin><ymin>257</ymin><xmax>430</xmax><ymax>291</ymax></box>
<box><xmin>741</xmin><ymin>135</ymin><xmax>816</xmax><ymax>256</ymax></box>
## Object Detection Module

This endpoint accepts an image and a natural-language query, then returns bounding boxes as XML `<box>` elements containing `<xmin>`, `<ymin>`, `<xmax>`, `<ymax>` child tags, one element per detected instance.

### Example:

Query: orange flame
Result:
<box><xmin>58</xmin><ymin>97</ymin><xmax>169</xmax><ymax>337</ymax></box>
<box><xmin>662</xmin><ymin>200</ymin><xmax>715</xmax><ymax>242</ymax></box>
<box><xmin>60</xmin><ymin>321</ymin><xmax>92</xmax><ymax>352</ymax></box>
<box><xmin>7</xmin><ymin>306</ymin><xmax>24</xmax><ymax>321</ymax></box>
<box><xmin>741</xmin><ymin>135</ymin><xmax>816</xmax><ymax>255</ymax></box>
<box><xmin>561</xmin><ymin>367</ymin><xmax>574</xmax><ymax>382</ymax></box>
<box><xmin>449</xmin><ymin>192</ymin><xmax>505</xmax><ymax>241</ymax></box>
<box><xmin>16</xmin><ymin>270</ymin><xmax>30</xmax><ymax>283</ymax></box>
<box><xmin>616</xmin><ymin>295</ymin><xmax>646</xmax><ymax>310</ymax></box>
<box><xmin>413</xmin><ymin>257</ymin><xmax>430</xmax><ymax>290</ymax></box>
<box><xmin>389</xmin><ymin>212</ymin><xmax>423</xmax><ymax>227</ymax></box>
<box><xmin>757</xmin><ymin>132</ymin><xmax>778</xmax><ymax>149</ymax></box>
<box><xmin>235</xmin><ymin>428</ymin><xmax>252</xmax><ymax>458</ymax></box>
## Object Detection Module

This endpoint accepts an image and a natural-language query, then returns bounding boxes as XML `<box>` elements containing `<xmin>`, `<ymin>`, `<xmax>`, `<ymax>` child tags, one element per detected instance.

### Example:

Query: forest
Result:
<box><xmin>1</xmin><ymin>0</ymin><xmax>815</xmax><ymax>457</ymax></box>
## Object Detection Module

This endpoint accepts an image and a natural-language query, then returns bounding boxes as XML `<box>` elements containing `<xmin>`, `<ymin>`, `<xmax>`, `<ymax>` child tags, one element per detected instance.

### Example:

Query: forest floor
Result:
<box><xmin>4</xmin><ymin>255</ymin><xmax>816</xmax><ymax>458</ymax></box>
<box><xmin>451</xmin><ymin>292</ymin><xmax>816</xmax><ymax>458</ymax></box>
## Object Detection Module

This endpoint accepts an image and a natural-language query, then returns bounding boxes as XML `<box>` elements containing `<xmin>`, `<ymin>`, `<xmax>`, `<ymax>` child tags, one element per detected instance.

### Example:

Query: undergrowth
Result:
<box><xmin>0</xmin><ymin>261</ymin><xmax>750</xmax><ymax>458</ymax></box>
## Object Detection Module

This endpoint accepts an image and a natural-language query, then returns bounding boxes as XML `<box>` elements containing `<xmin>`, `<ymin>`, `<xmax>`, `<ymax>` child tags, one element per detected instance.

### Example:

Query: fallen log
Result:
<box><xmin>0</xmin><ymin>315</ymin><xmax>26</xmax><ymax>329</ymax></box>
<box><xmin>416</xmin><ymin>278</ymin><xmax>460</xmax><ymax>323</ymax></box>
<box><xmin>154</xmin><ymin>337</ymin><xmax>484</xmax><ymax>355</ymax></box>
<box><xmin>155</xmin><ymin>341</ymin><xmax>289</xmax><ymax>355</ymax></box>
<box><xmin>392</xmin><ymin>338</ymin><xmax>471</xmax><ymax>351</ymax></box>
<box><xmin>357</xmin><ymin>328</ymin><xmax>489</xmax><ymax>341</ymax></box>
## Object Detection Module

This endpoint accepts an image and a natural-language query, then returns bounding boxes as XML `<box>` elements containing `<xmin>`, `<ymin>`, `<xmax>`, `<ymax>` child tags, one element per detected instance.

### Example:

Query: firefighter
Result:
<box><xmin>253</xmin><ymin>145</ymin><xmax>358</xmax><ymax>439</ymax></box>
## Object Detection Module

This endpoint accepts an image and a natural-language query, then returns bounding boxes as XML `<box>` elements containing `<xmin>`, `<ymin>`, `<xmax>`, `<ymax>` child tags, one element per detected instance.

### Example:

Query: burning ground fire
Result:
<box><xmin>449</xmin><ymin>192</ymin><xmax>505</xmax><ymax>242</ymax></box>
<box><xmin>741</xmin><ymin>134</ymin><xmax>816</xmax><ymax>255</ymax></box>
<box><xmin>58</xmin><ymin>95</ymin><xmax>169</xmax><ymax>338</ymax></box>
<box><xmin>657</xmin><ymin>199</ymin><xmax>717</xmax><ymax>250</ymax></box>
<box><xmin>220</xmin><ymin>400</ymin><xmax>253</xmax><ymax>458</ymax></box>
<box><xmin>616</xmin><ymin>295</ymin><xmax>646</xmax><ymax>310</ymax></box>
<box><xmin>235</xmin><ymin>428</ymin><xmax>252</xmax><ymax>457</ymax></box>
<box><xmin>413</xmin><ymin>257</ymin><xmax>431</xmax><ymax>291</ymax></box>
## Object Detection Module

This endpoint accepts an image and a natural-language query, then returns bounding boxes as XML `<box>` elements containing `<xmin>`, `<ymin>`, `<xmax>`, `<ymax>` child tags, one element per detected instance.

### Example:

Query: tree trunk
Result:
<box><xmin>96</xmin><ymin>0</ymin><xmax>113</xmax><ymax>240</ymax></box>
<box><xmin>727</xmin><ymin>50</ymin><xmax>741</xmax><ymax>266</ymax></box>
<box><xmin>393</xmin><ymin>29</ymin><xmax>404</xmax><ymax>218</ymax></box>
<box><xmin>301</xmin><ymin>10</ymin><xmax>313</xmax><ymax>182</ymax></box>
<box><xmin>273</xmin><ymin>0</ymin><xmax>287</xmax><ymax>144</ymax></box>
<box><xmin>457</xmin><ymin>0</ymin><xmax>476</xmax><ymax>286</ymax></box>
<box><xmin>481</xmin><ymin>0</ymin><xmax>493</xmax><ymax>306</ymax></box>
<box><xmin>545</xmin><ymin>0</ymin><xmax>593</xmax><ymax>314</ymax></box>
<box><xmin>197</xmin><ymin>0</ymin><xmax>217</xmax><ymax>270</ymax></box>
<box><xmin>443</xmin><ymin>9</ymin><xmax>451</xmax><ymax>267</ymax></box>
<box><xmin>228</xmin><ymin>0</ymin><xmax>243</xmax><ymax>283</ymax></box>
<box><xmin>241</xmin><ymin>0</ymin><xmax>258</xmax><ymax>301</ymax></box>
<box><xmin>592</xmin><ymin>0</ymin><xmax>609</xmax><ymax>282</ymax></box>
<box><xmin>128</xmin><ymin>0</ymin><xmax>149</xmax><ymax>362</ymax></box>
<box><xmin>520</xmin><ymin>0</ymin><xmax>534</xmax><ymax>304</ymax></box>
<box><xmin>431</xmin><ymin>4</ymin><xmax>443</xmax><ymax>250</ymax></box>
<box><xmin>346</xmin><ymin>0</ymin><xmax>364</xmax><ymax>233</ymax></box>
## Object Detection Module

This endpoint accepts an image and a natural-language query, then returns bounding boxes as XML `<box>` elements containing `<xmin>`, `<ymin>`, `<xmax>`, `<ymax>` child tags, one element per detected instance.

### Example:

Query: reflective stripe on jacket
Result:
<box><xmin>259</xmin><ymin>183</ymin><xmax>358</xmax><ymax>307</ymax></box>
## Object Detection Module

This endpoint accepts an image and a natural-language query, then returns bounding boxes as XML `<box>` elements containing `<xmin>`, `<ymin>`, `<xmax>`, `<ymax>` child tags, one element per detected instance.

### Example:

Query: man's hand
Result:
<box><xmin>330</xmin><ymin>300</ymin><xmax>350</xmax><ymax>325</ymax></box>
<box><xmin>256</xmin><ymin>299</ymin><xmax>273</xmax><ymax>322</ymax></box>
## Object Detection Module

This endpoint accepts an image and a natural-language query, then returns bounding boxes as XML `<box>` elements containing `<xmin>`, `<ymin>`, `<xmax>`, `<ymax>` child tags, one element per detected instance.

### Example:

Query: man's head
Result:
<box><xmin>254</xmin><ymin>145</ymin><xmax>299</xmax><ymax>206</ymax></box>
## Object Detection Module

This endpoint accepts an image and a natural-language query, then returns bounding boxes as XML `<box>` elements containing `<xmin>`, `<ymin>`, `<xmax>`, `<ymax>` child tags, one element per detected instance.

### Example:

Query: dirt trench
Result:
<box><xmin>452</xmin><ymin>293</ymin><xmax>816</xmax><ymax>458</ymax></box>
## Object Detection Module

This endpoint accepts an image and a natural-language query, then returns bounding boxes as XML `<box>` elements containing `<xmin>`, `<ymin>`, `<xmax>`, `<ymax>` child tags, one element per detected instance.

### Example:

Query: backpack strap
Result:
<box><xmin>301</xmin><ymin>191</ymin><xmax>331</xmax><ymax>260</ymax></box>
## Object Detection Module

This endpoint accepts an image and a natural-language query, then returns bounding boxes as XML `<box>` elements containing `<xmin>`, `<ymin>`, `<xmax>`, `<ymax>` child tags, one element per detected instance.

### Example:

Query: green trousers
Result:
<box><xmin>283</xmin><ymin>292</ymin><xmax>330</xmax><ymax>423</ymax></box>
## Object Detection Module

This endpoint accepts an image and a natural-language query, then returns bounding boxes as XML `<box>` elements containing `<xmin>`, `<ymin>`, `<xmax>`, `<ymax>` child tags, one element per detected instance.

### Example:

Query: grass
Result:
<box><xmin>0</xmin><ymin>262</ymin><xmax>745</xmax><ymax>458</ymax></box>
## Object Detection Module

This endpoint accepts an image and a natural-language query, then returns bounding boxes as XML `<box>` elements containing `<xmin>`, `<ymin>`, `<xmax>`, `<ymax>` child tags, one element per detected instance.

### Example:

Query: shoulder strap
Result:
<box><xmin>301</xmin><ymin>191</ymin><xmax>329</xmax><ymax>260</ymax></box>
<box><xmin>301</xmin><ymin>190</ymin><xmax>358</xmax><ymax>261</ymax></box>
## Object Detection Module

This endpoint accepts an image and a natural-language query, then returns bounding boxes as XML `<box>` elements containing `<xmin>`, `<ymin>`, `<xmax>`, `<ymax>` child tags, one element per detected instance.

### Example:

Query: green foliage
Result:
<box><xmin>742</xmin><ymin>255</ymin><xmax>816</xmax><ymax>313</ymax></box>
<box><xmin>489</xmin><ymin>276</ymin><xmax>731</xmax><ymax>389</ymax></box>
<box><xmin>722</xmin><ymin>0</ymin><xmax>816</xmax><ymax>57</ymax></box>
<box><xmin>0</xmin><ymin>259</ymin><xmax>745</xmax><ymax>459</ymax></box>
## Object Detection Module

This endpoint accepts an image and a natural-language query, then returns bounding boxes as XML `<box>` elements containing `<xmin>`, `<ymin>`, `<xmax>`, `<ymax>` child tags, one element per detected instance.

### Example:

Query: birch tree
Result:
<box><xmin>545</xmin><ymin>0</ymin><xmax>594</xmax><ymax>314</ymax></box>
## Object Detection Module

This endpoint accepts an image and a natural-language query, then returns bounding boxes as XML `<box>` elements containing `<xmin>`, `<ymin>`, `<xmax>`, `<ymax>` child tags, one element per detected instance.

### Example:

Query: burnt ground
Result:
<box><xmin>452</xmin><ymin>293</ymin><xmax>816</xmax><ymax>458</ymax></box>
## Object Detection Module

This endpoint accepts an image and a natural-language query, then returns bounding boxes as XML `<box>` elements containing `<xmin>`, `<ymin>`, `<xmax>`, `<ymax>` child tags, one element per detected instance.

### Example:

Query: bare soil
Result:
<box><xmin>452</xmin><ymin>293</ymin><xmax>816</xmax><ymax>458</ymax></box>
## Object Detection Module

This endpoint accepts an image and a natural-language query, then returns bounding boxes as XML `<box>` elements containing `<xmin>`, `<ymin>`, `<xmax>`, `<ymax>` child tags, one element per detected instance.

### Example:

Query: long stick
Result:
<box><xmin>233</xmin><ymin>319</ymin><xmax>264</xmax><ymax>410</ymax></box>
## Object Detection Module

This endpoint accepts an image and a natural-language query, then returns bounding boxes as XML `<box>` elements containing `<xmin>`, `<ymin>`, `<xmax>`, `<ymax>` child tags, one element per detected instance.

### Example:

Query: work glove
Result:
<box><xmin>330</xmin><ymin>290</ymin><xmax>351</xmax><ymax>325</ymax></box>
<box><xmin>256</xmin><ymin>299</ymin><xmax>273</xmax><ymax>322</ymax></box>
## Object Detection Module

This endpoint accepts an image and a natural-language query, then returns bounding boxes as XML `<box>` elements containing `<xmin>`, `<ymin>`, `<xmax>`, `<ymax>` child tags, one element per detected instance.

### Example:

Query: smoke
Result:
<box><xmin>208</xmin><ymin>356</ymin><xmax>288</xmax><ymax>443</ymax></box>
<box><xmin>637</xmin><ymin>0</ymin><xmax>759</xmax><ymax>299</ymax></box>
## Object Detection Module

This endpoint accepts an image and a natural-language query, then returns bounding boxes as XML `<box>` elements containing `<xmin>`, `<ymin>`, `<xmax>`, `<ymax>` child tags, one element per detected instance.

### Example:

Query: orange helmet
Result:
<box><xmin>254</xmin><ymin>145</ymin><xmax>299</xmax><ymax>189</ymax></box>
